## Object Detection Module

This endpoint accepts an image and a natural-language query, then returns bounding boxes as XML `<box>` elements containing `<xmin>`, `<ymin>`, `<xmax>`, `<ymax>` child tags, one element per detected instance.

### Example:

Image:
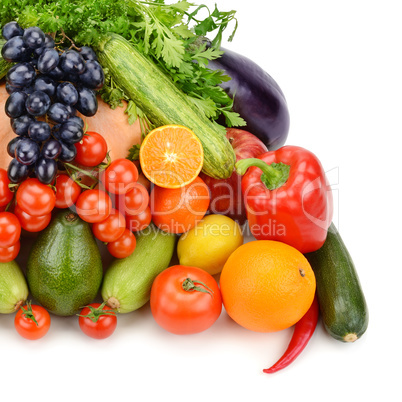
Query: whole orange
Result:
<box><xmin>220</xmin><ymin>240</ymin><xmax>316</xmax><ymax>332</ymax></box>
<box><xmin>150</xmin><ymin>176</ymin><xmax>210</xmax><ymax>234</ymax></box>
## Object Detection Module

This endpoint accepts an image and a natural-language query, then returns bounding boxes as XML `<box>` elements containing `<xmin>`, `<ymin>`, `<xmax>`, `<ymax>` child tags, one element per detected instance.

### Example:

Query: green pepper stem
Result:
<box><xmin>235</xmin><ymin>158</ymin><xmax>290</xmax><ymax>191</ymax></box>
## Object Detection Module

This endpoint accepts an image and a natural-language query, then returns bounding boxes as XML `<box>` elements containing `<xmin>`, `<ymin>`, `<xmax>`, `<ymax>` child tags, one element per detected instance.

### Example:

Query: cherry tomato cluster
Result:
<box><xmin>0</xmin><ymin>131</ymin><xmax>152</xmax><ymax>262</ymax></box>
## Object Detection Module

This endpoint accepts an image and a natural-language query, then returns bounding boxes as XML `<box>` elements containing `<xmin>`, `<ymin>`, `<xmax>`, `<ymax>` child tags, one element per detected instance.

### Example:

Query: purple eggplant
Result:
<box><xmin>208</xmin><ymin>47</ymin><xmax>290</xmax><ymax>150</ymax></box>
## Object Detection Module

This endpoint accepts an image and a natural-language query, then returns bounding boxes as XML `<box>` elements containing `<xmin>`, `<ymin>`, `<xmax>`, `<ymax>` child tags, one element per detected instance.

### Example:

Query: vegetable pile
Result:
<box><xmin>0</xmin><ymin>0</ymin><xmax>368</xmax><ymax>374</ymax></box>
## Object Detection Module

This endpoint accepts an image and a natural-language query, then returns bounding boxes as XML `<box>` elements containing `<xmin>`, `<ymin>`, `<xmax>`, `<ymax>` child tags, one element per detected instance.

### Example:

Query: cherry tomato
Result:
<box><xmin>14</xmin><ymin>204</ymin><xmax>51</xmax><ymax>232</ymax></box>
<box><xmin>0</xmin><ymin>211</ymin><xmax>21</xmax><ymax>248</ymax></box>
<box><xmin>74</xmin><ymin>131</ymin><xmax>108</xmax><ymax>167</ymax></box>
<box><xmin>75</xmin><ymin>189</ymin><xmax>112</xmax><ymax>223</ymax></box>
<box><xmin>118</xmin><ymin>183</ymin><xmax>149</xmax><ymax>216</ymax></box>
<box><xmin>14</xmin><ymin>302</ymin><xmax>51</xmax><ymax>340</ymax></box>
<box><xmin>78</xmin><ymin>302</ymin><xmax>117</xmax><ymax>339</ymax></box>
<box><xmin>126</xmin><ymin>206</ymin><xmax>152</xmax><ymax>232</ymax></box>
<box><xmin>101</xmin><ymin>158</ymin><xmax>139</xmax><ymax>195</ymax></box>
<box><xmin>107</xmin><ymin>228</ymin><xmax>136</xmax><ymax>258</ymax></box>
<box><xmin>0</xmin><ymin>240</ymin><xmax>20</xmax><ymax>262</ymax></box>
<box><xmin>54</xmin><ymin>174</ymin><xmax>82</xmax><ymax>209</ymax></box>
<box><xmin>92</xmin><ymin>208</ymin><xmax>126</xmax><ymax>243</ymax></box>
<box><xmin>16</xmin><ymin>178</ymin><xmax>56</xmax><ymax>216</ymax></box>
<box><xmin>150</xmin><ymin>265</ymin><xmax>222</xmax><ymax>335</ymax></box>
<box><xmin>0</xmin><ymin>168</ymin><xmax>13</xmax><ymax>207</ymax></box>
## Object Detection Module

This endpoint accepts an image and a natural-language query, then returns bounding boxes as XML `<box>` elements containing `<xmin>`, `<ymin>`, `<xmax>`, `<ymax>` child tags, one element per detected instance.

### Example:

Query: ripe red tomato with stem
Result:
<box><xmin>54</xmin><ymin>174</ymin><xmax>81</xmax><ymax>209</ymax></box>
<box><xmin>16</xmin><ymin>178</ymin><xmax>56</xmax><ymax>216</ymax></box>
<box><xmin>78</xmin><ymin>302</ymin><xmax>117</xmax><ymax>339</ymax></box>
<box><xmin>75</xmin><ymin>189</ymin><xmax>112</xmax><ymax>223</ymax></box>
<box><xmin>126</xmin><ymin>206</ymin><xmax>152</xmax><ymax>232</ymax></box>
<box><xmin>74</xmin><ymin>131</ymin><xmax>108</xmax><ymax>167</ymax></box>
<box><xmin>101</xmin><ymin>158</ymin><xmax>139</xmax><ymax>195</ymax></box>
<box><xmin>0</xmin><ymin>211</ymin><xmax>21</xmax><ymax>248</ymax></box>
<box><xmin>107</xmin><ymin>228</ymin><xmax>136</xmax><ymax>258</ymax></box>
<box><xmin>150</xmin><ymin>265</ymin><xmax>222</xmax><ymax>335</ymax></box>
<box><xmin>0</xmin><ymin>168</ymin><xmax>13</xmax><ymax>207</ymax></box>
<box><xmin>92</xmin><ymin>208</ymin><xmax>126</xmax><ymax>243</ymax></box>
<box><xmin>0</xmin><ymin>240</ymin><xmax>20</xmax><ymax>262</ymax></box>
<box><xmin>13</xmin><ymin>204</ymin><xmax>51</xmax><ymax>232</ymax></box>
<box><xmin>14</xmin><ymin>302</ymin><xmax>51</xmax><ymax>340</ymax></box>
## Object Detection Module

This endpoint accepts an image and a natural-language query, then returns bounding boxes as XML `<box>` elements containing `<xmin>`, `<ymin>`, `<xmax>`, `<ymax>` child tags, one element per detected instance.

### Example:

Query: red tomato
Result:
<box><xmin>107</xmin><ymin>228</ymin><xmax>136</xmax><ymax>258</ymax></box>
<box><xmin>150</xmin><ymin>265</ymin><xmax>222</xmax><ymax>335</ymax></box>
<box><xmin>92</xmin><ymin>208</ymin><xmax>126</xmax><ymax>243</ymax></box>
<box><xmin>74</xmin><ymin>131</ymin><xmax>108</xmax><ymax>167</ymax></box>
<box><xmin>126</xmin><ymin>206</ymin><xmax>152</xmax><ymax>232</ymax></box>
<box><xmin>101</xmin><ymin>158</ymin><xmax>139</xmax><ymax>194</ymax></box>
<box><xmin>14</xmin><ymin>204</ymin><xmax>51</xmax><ymax>232</ymax></box>
<box><xmin>0</xmin><ymin>241</ymin><xmax>20</xmax><ymax>262</ymax></box>
<box><xmin>54</xmin><ymin>174</ymin><xmax>82</xmax><ymax>209</ymax></box>
<box><xmin>75</xmin><ymin>189</ymin><xmax>112</xmax><ymax>223</ymax></box>
<box><xmin>0</xmin><ymin>211</ymin><xmax>21</xmax><ymax>248</ymax></box>
<box><xmin>0</xmin><ymin>168</ymin><xmax>13</xmax><ymax>207</ymax></box>
<box><xmin>78</xmin><ymin>303</ymin><xmax>117</xmax><ymax>339</ymax></box>
<box><xmin>16</xmin><ymin>178</ymin><xmax>56</xmax><ymax>216</ymax></box>
<box><xmin>117</xmin><ymin>183</ymin><xmax>149</xmax><ymax>216</ymax></box>
<box><xmin>14</xmin><ymin>303</ymin><xmax>51</xmax><ymax>340</ymax></box>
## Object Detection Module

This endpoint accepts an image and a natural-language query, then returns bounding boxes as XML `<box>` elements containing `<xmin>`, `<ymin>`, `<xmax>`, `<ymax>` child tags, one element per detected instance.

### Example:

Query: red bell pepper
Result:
<box><xmin>236</xmin><ymin>146</ymin><xmax>333</xmax><ymax>253</ymax></box>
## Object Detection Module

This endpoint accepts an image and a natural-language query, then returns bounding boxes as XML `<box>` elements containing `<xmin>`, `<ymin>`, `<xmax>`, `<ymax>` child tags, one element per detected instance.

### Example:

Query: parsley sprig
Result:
<box><xmin>0</xmin><ymin>0</ymin><xmax>245</xmax><ymax>127</ymax></box>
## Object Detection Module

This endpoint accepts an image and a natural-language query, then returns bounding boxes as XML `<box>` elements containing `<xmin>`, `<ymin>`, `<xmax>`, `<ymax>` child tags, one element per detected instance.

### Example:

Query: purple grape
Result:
<box><xmin>1</xmin><ymin>36</ymin><xmax>31</xmax><ymax>62</ymax></box>
<box><xmin>37</xmin><ymin>48</ymin><xmax>59</xmax><ymax>73</ymax></box>
<box><xmin>41</xmin><ymin>139</ymin><xmax>62</xmax><ymax>159</ymax></box>
<box><xmin>47</xmin><ymin>102</ymin><xmax>70</xmax><ymax>123</ymax></box>
<box><xmin>2</xmin><ymin>21</ymin><xmax>24</xmax><ymax>40</ymax></box>
<box><xmin>7</xmin><ymin>137</ymin><xmax>24</xmax><ymax>158</ymax></box>
<box><xmin>33</xmin><ymin>75</ymin><xmax>57</xmax><ymax>97</ymax></box>
<box><xmin>58</xmin><ymin>140</ymin><xmax>77</xmax><ymax>162</ymax></box>
<box><xmin>22</xmin><ymin>26</ymin><xmax>45</xmax><ymax>49</ymax></box>
<box><xmin>6</xmin><ymin>62</ymin><xmax>36</xmax><ymax>87</ymax></box>
<box><xmin>35</xmin><ymin>157</ymin><xmax>57</xmax><ymax>184</ymax></box>
<box><xmin>28</xmin><ymin>120</ymin><xmax>51</xmax><ymax>142</ymax></box>
<box><xmin>15</xmin><ymin>137</ymin><xmax>40</xmax><ymax>165</ymax></box>
<box><xmin>56</xmin><ymin>82</ymin><xmax>79</xmax><ymax>105</ymax></box>
<box><xmin>25</xmin><ymin>90</ymin><xmax>51</xmax><ymax>116</ymax></box>
<box><xmin>59</xmin><ymin>120</ymin><xmax>84</xmax><ymax>144</ymax></box>
<box><xmin>7</xmin><ymin>158</ymin><xmax>31</xmax><ymax>183</ymax></box>
<box><xmin>75</xmin><ymin>85</ymin><xmax>97</xmax><ymax>116</ymax></box>
<box><xmin>59</xmin><ymin>49</ymin><xmax>86</xmax><ymax>75</ymax></box>
<box><xmin>11</xmin><ymin>114</ymin><xmax>36</xmax><ymax>136</ymax></box>
<box><xmin>79</xmin><ymin>60</ymin><xmax>104</xmax><ymax>90</ymax></box>
<box><xmin>5</xmin><ymin>91</ymin><xmax>28</xmax><ymax>118</ymax></box>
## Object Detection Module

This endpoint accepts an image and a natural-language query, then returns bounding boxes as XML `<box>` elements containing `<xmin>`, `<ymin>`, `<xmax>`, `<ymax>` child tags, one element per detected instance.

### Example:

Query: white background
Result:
<box><xmin>1</xmin><ymin>1</ymin><xmax>401</xmax><ymax>400</ymax></box>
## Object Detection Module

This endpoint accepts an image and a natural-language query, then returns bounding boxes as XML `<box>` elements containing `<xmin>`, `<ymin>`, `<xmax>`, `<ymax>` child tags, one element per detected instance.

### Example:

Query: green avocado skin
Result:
<box><xmin>26</xmin><ymin>210</ymin><xmax>103</xmax><ymax>316</ymax></box>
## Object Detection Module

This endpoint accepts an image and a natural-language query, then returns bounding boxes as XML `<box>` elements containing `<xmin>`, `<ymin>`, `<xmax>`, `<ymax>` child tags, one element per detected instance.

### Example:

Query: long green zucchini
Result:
<box><xmin>94</xmin><ymin>33</ymin><xmax>236</xmax><ymax>180</ymax></box>
<box><xmin>305</xmin><ymin>223</ymin><xmax>369</xmax><ymax>342</ymax></box>
<box><xmin>0</xmin><ymin>39</ymin><xmax>11</xmax><ymax>80</ymax></box>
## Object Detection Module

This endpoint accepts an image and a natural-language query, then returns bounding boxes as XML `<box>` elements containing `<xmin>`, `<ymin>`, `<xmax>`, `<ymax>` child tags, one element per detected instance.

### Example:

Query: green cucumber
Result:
<box><xmin>101</xmin><ymin>224</ymin><xmax>176</xmax><ymax>313</ymax></box>
<box><xmin>305</xmin><ymin>223</ymin><xmax>369</xmax><ymax>342</ymax></box>
<box><xmin>0</xmin><ymin>260</ymin><xmax>29</xmax><ymax>314</ymax></box>
<box><xmin>94</xmin><ymin>33</ymin><xmax>236</xmax><ymax>180</ymax></box>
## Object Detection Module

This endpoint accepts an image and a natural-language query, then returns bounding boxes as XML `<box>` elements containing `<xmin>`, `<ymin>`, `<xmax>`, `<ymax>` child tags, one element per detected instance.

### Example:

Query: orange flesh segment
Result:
<box><xmin>140</xmin><ymin>125</ymin><xmax>204</xmax><ymax>188</ymax></box>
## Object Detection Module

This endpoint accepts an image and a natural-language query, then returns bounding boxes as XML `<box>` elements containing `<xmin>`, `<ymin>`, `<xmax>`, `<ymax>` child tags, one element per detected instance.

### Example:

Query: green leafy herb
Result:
<box><xmin>0</xmin><ymin>0</ymin><xmax>245</xmax><ymax>127</ymax></box>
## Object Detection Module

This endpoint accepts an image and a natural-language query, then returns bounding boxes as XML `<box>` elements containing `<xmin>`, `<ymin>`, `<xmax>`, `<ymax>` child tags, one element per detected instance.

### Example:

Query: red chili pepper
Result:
<box><xmin>263</xmin><ymin>294</ymin><xmax>320</xmax><ymax>374</ymax></box>
<box><xmin>236</xmin><ymin>146</ymin><xmax>333</xmax><ymax>253</ymax></box>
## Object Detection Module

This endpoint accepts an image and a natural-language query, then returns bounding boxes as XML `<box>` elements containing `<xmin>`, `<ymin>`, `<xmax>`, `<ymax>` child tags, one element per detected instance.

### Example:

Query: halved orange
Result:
<box><xmin>139</xmin><ymin>125</ymin><xmax>204</xmax><ymax>189</ymax></box>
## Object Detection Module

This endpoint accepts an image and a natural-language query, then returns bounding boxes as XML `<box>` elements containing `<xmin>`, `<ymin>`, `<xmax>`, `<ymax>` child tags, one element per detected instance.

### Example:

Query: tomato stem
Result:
<box><xmin>77</xmin><ymin>301</ymin><xmax>117</xmax><ymax>323</ymax></box>
<box><xmin>20</xmin><ymin>301</ymin><xmax>39</xmax><ymax>327</ymax></box>
<box><xmin>182</xmin><ymin>278</ymin><xmax>214</xmax><ymax>296</ymax></box>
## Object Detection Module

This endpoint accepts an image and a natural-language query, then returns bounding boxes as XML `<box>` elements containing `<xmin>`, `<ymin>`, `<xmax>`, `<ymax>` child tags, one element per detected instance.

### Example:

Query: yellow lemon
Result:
<box><xmin>177</xmin><ymin>214</ymin><xmax>244</xmax><ymax>275</ymax></box>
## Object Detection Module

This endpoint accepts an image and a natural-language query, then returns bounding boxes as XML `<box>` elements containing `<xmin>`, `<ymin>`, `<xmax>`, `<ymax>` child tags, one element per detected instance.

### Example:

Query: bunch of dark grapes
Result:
<box><xmin>1</xmin><ymin>21</ymin><xmax>104</xmax><ymax>185</ymax></box>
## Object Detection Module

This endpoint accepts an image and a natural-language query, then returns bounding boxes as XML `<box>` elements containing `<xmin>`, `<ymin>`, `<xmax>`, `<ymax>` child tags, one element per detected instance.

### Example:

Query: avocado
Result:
<box><xmin>26</xmin><ymin>210</ymin><xmax>103</xmax><ymax>316</ymax></box>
